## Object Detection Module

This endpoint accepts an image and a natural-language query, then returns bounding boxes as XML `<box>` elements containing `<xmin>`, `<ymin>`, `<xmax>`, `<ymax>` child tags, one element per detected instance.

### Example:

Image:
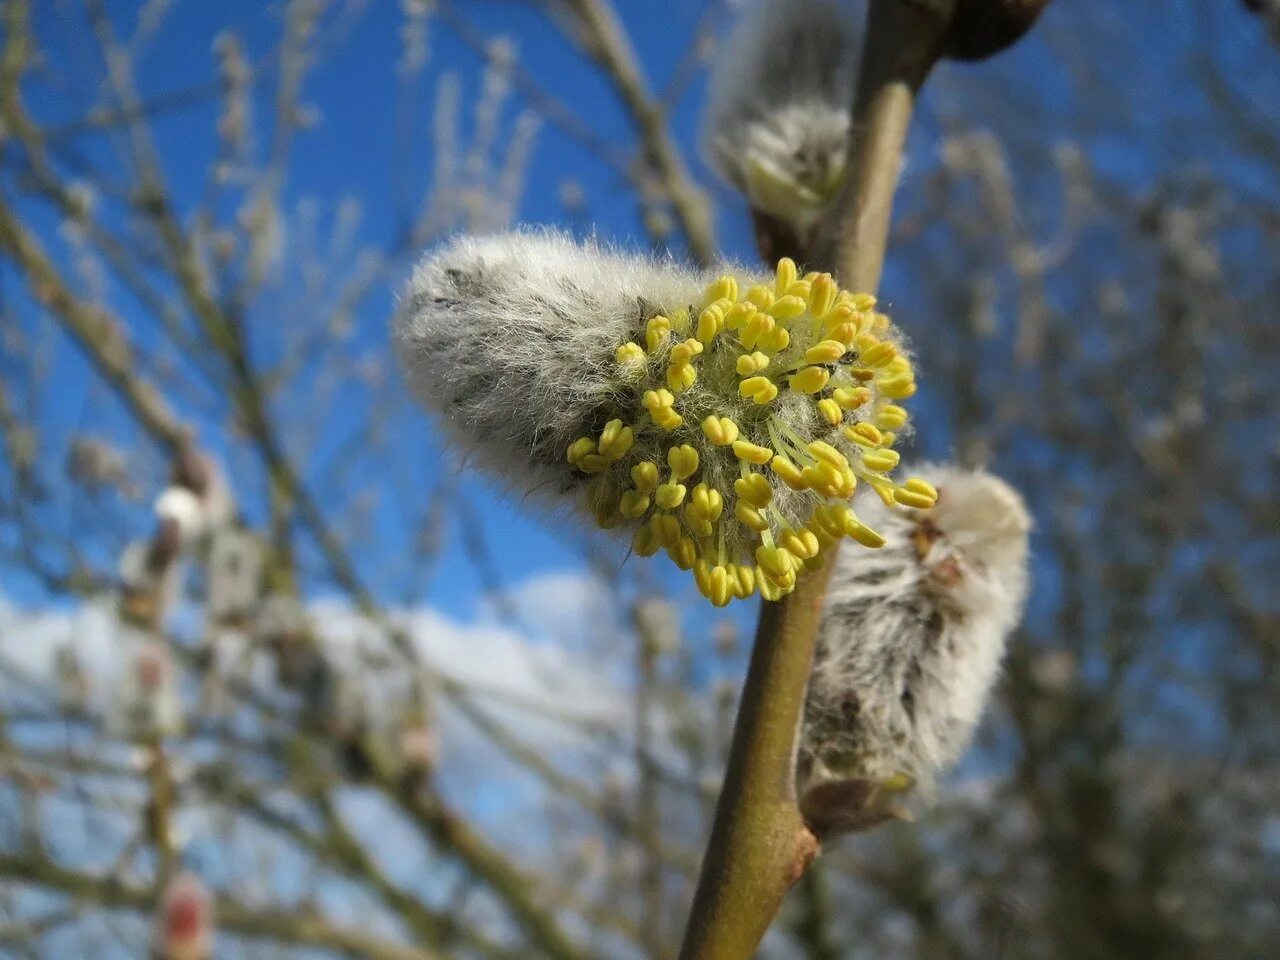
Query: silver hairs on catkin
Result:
<box><xmin>799</xmin><ymin>464</ymin><xmax>1031</xmax><ymax>836</ymax></box>
<box><xmin>703</xmin><ymin>0</ymin><xmax>864</xmax><ymax>243</ymax></box>
<box><xmin>395</xmin><ymin>229</ymin><xmax>726</xmax><ymax>505</ymax></box>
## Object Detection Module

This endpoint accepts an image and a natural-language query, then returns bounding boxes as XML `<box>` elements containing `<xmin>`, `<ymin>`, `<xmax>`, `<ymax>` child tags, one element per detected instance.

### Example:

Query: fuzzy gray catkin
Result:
<box><xmin>395</xmin><ymin>230</ymin><xmax>931</xmax><ymax>605</ymax></box>
<box><xmin>799</xmin><ymin>464</ymin><xmax>1031</xmax><ymax>836</ymax></box>
<box><xmin>703</xmin><ymin>0</ymin><xmax>863</xmax><ymax>245</ymax></box>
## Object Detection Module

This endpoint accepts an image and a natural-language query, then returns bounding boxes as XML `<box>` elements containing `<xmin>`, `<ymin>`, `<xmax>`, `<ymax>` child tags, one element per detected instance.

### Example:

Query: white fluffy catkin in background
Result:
<box><xmin>703</xmin><ymin>0</ymin><xmax>864</xmax><ymax>241</ymax></box>
<box><xmin>799</xmin><ymin>464</ymin><xmax>1031</xmax><ymax>836</ymax></box>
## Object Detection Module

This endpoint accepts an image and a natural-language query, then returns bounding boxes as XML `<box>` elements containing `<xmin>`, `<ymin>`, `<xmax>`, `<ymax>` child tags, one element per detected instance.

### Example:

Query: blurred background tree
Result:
<box><xmin>0</xmin><ymin>1</ymin><xmax>1276</xmax><ymax>958</ymax></box>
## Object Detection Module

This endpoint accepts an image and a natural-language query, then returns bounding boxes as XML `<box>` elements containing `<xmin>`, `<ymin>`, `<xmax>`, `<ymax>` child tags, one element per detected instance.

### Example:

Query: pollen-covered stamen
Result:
<box><xmin>560</xmin><ymin>256</ymin><xmax>927</xmax><ymax>604</ymax></box>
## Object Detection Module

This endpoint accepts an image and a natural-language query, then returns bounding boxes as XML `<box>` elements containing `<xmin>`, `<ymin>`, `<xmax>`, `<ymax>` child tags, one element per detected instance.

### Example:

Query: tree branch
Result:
<box><xmin>675</xmin><ymin>3</ymin><xmax>957</xmax><ymax>958</ymax></box>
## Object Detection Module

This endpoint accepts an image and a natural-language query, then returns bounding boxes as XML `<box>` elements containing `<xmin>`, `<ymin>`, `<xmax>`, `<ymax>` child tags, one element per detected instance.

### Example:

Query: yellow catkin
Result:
<box><xmin>567</xmin><ymin>260</ymin><xmax>926</xmax><ymax>604</ymax></box>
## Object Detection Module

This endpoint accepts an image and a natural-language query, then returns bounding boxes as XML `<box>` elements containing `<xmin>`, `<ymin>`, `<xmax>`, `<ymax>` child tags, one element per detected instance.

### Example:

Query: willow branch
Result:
<box><xmin>0</xmin><ymin>851</ymin><xmax>443</xmax><ymax>960</ymax></box>
<box><xmin>559</xmin><ymin>0</ymin><xmax>716</xmax><ymax>266</ymax></box>
<box><xmin>675</xmin><ymin>3</ymin><xmax>957</xmax><ymax>959</ymax></box>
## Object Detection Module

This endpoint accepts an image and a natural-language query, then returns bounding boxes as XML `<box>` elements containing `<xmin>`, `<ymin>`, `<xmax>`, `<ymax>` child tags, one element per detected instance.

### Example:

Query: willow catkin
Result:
<box><xmin>799</xmin><ymin>464</ymin><xmax>1031</xmax><ymax>836</ymax></box>
<box><xmin>396</xmin><ymin>230</ymin><xmax>933</xmax><ymax>605</ymax></box>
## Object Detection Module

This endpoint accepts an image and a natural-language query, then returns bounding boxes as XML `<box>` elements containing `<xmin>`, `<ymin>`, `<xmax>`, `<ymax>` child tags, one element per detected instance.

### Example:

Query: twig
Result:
<box><xmin>558</xmin><ymin>0</ymin><xmax>716</xmax><ymax>266</ymax></box>
<box><xmin>675</xmin><ymin>3</ymin><xmax>957</xmax><ymax>958</ymax></box>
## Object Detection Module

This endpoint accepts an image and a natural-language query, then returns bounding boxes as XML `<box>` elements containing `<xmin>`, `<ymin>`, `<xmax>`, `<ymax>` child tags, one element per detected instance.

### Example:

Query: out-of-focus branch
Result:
<box><xmin>676</xmin><ymin>3</ymin><xmax>957</xmax><ymax>959</ymax></box>
<box><xmin>0</xmin><ymin>850</ymin><xmax>444</xmax><ymax>960</ymax></box>
<box><xmin>557</xmin><ymin>0</ymin><xmax>716</xmax><ymax>266</ymax></box>
<box><xmin>0</xmin><ymin>198</ymin><xmax>188</xmax><ymax>454</ymax></box>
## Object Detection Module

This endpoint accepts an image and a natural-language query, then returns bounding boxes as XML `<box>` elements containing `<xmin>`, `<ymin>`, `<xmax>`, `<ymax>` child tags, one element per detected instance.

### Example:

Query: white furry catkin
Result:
<box><xmin>111</xmin><ymin>637</ymin><xmax>183</xmax><ymax>741</ymax></box>
<box><xmin>207</xmin><ymin>527</ymin><xmax>263</xmax><ymax>622</ymax></box>
<box><xmin>703</xmin><ymin>0</ymin><xmax>863</xmax><ymax>244</ymax></box>
<box><xmin>799</xmin><ymin>464</ymin><xmax>1031</xmax><ymax>836</ymax></box>
<box><xmin>396</xmin><ymin>230</ymin><xmax>932</xmax><ymax>605</ymax></box>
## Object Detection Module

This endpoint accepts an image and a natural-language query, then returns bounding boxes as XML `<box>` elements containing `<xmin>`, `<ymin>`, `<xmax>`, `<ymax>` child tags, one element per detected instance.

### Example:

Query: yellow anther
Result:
<box><xmin>827</xmin><ymin>321</ymin><xmax>858</xmax><ymax>347</ymax></box>
<box><xmin>734</xmin><ymin>501</ymin><xmax>770</xmax><ymax>532</ymax></box>
<box><xmin>578</xmin><ymin>453</ymin><xmax>609</xmax><ymax>474</ymax></box>
<box><xmin>880</xmin><ymin>431</ymin><xmax>897</xmax><ymax>447</ymax></box>
<box><xmin>739</xmin><ymin>376</ymin><xmax>779</xmax><ymax>405</ymax></box>
<box><xmin>631</xmin><ymin>461</ymin><xmax>660</xmax><ymax>493</ymax></box>
<box><xmin>668</xmin><ymin>537</ymin><xmax>697</xmax><ymax>570</ymax></box>
<box><xmin>842</xmin><ymin>512</ymin><xmax>886</xmax><ymax>548</ymax></box>
<box><xmin>755</xmin><ymin>545</ymin><xmax>795</xmax><ymax>583</ymax></box>
<box><xmin>758</xmin><ymin>573</ymin><xmax>789</xmax><ymax>601</ymax></box>
<box><xmin>894</xmin><ymin>477</ymin><xmax>938</xmax><ymax>509</ymax></box>
<box><xmin>667</xmin><ymin>362</ymin><xmax>697</xmax><ymax>392</ymax></box>
<box><xmin>770</xmin><ymin>455</ymin><xmax>808</xmax><ymax>490</ymax></box>
<box><xmin>801</xmin><ymin>462</ymin><xmax>845</xmax><ymax>497</ymax></box>
<box><xmin>904</xmin><ymin>477</ymin><xmax>937</xmax><ymax>498</ymax></box>
<box><xmin>741</xmin><ymin>312</ymin><xmax>775</xmax><ymax>350</ymax></box>
<box><xmin>759</xmin><ymin>326</ymin><xmax>790</xmax><ymax>353</ymax></box>
<box><xmin>642</xmin><ymin>388</ymin><xmax>674</xmax><ymax>410</ymax></box>
<box><xmin>598</xmin><ymin>419</ymin><xmax>634</xmax><ymax>460</ymax></box>
<box><xmin>851</xmin><ymin>293</ymin><xmax>877</xmax><ymax>312</ymax></box>
<box><xmin>744</xmin><ymin>284</ymin><xmax>775</xmax><ymax>309</ymax></box>
<box><xmin>645</xmin><ymin>315</ymin><xmax>671</xmax><ymax>352</ymax></box>
<box><xmin>705</xmin><ymin>275</ymin><xmax>738</xmax><ymax>306</ymax></box>
<box><xmin>707</xmin><ymin>564</ymin><xmax>731</xmax><ymax>607</ymax></box>
<box><xmin>858</xmin><ymin>339</ymin><xmax>898</xmax><ymax>368</ymax></box>
<box><xmin>767</xmin><ymin>295</ymin><xmax>807</xmax><ymax>323</ymax></box>
<box><xmin>824</xmin><ymin>301</ymin><xmax>856</xmax><ymax>328</ymax></box>
<box><xmin>632</xmin><ymin>524</ymin><xmax>660</xmax><ymax>557</ymax></box>
<box><xmin>652</xmin><ymin>515</ymin><xmax>682</xmax><ymax>549</ymax></box>
<box><xmin>615</xmin><ymin>341</ymin><xmax>646</xmax><ymax>366</ymax></box>
<box><xmin>725</xmin><ymin>301</ymin><xmax>756</xmax><ymax>331</ymax></box>
<box><xmin>808</xmin><ymin>274</ymin><xmax>836</xmax><ymax>320</ymax></box>
<box><xmin>734</xmin><ymin>473</ymin><xmax>773</xmax><ymax>508</ymax></box>
<box><xmin>669</xmin><ymin>338</ymin><xmax>704</xmax><ymax>366</ymax></box>
<box><xmin>652</xmin><ymin>407</ymin><xmax>684</xmax><ymax>430</ymax></box>
<box><xmin>701</xmin><ymin>415</ymin><xmax>740</xmax><ymax>446</ymax></box>
<box><xmin>619</xmin><ymin>490</ymin><xmax>651</xmax><ymax>518</ymax></box>
<box><xmin>809</xmin><ymin>504</ymin><xmax>845</xmax><ymax>540</ymax></box>
<box><xmin>833</xmin><ymin>386</ymin><xmax>870</xmax><ymax>410</ymax></box>
<box><xmin>780</xmin><ymin>527</ymin><xmax>820</xmax><ymax>560</ymax></box>
<box><xmin>775</xmin><ymin>257</ymin><xmax>798</xmax><ymax>295</ymax></box>
<box><xmin>694</xmin><ymin>558</ymin><xmax>712</xmax><ymax>595</ymax></box>
<box><xmin>844</xmin><ymin>422</ymin><xmax>884</xmax><ymax>447</ymax></box>
<box><xmin>804</xmin><ymin>340</ymin><xmax>847</xmax><ymax>365</ymax></box>
<box><xmin>728</xmin><ymin>563</ymin><xmax>756</xmax><ymax>599</ymax></box>
<box><xmin>817</xmin><ymin>398</ymin><xmax>843</xmax><ymax>425</ymax></box>
<box><xmin>567</xmin><ymin>437</ymin><xmax>596</xmax><ymax>465</ymax></box>
<box><xmin>862</xmin><ymin>449</ymin><xmax>901</xmax><ymax>472</ymax></box>
<box><xmin>784</xmin><ymin>279</ymin><xmax>812</xmax><ymax>302</ymax></box>
<box><xmin>697</xmin><ymin>304</ymin><xmax>726</xmax><ymax>345</ymax></box>
<box><xmin>688</xmin><ymin>484</ymin><xmax>724</xmax><ymax>521</ymax></box>
<box><xmin>875</xmin><ymin>404</ymin><xmax>909</xmax><ymax>430</ymax></box>
<box><xmin>870</xmin><ymin>477</ymin><xmax>898</xmax><ymax>508</ymax></box>
<box><xmin>655</xmin><ymin>482</ymin><xmax>687</xmax><ymax>510</ymax></box>
<box><xmin>870</xmin><ymin>311</ymin><xmax>890</xmax><ymax>334</ymax></box>
<box><xmin>880</xmin><ymin>376</ymin><xmax>917</xmax><ymax>399</ymax></box>
<box><xmin>807</xmin><ymin>441</ymin><xmax>848</xmax><ymax>469</ymax></box>
<box><xmin>732</xmin><ymin>440</ymin><xmax>774</xmax><ymax>464</ymax></box>
<box><xmin>791</xmin><ymin>366</ymin><xmax>830</xmax><ymax>394</ymax></box>
<box><xmin>735</xmin><ymin>351</ymin><xmax>770</xmax><ymax>376</ymax></box>
<box><xmin>667</xmin><ymin>444</ymin><xmax>700</xmax><ymax>480</ymax></box>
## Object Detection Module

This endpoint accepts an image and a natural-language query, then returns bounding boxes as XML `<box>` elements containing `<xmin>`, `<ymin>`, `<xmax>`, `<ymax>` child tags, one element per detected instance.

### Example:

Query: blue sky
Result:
<box><xmin>8</xmin><ymin>0</ymin><xmax>1278</xmax><ymax>634</ymax></box>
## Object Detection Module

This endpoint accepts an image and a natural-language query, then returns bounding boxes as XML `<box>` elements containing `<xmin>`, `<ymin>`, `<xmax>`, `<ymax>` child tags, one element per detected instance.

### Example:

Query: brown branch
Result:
<box><xmin>558</xmin><ymin>0</ymin><xmax>716</xmax><ymax>266</ymax></box>
<box><xmin>675</xmin><ymin>3</ymin><xmax>958</xmax><ymax>959</ymax></box>
<box><xmin>0</xmin><ymin>850</ymin><xmax>443</xmax><ymax>960</ymax></box>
